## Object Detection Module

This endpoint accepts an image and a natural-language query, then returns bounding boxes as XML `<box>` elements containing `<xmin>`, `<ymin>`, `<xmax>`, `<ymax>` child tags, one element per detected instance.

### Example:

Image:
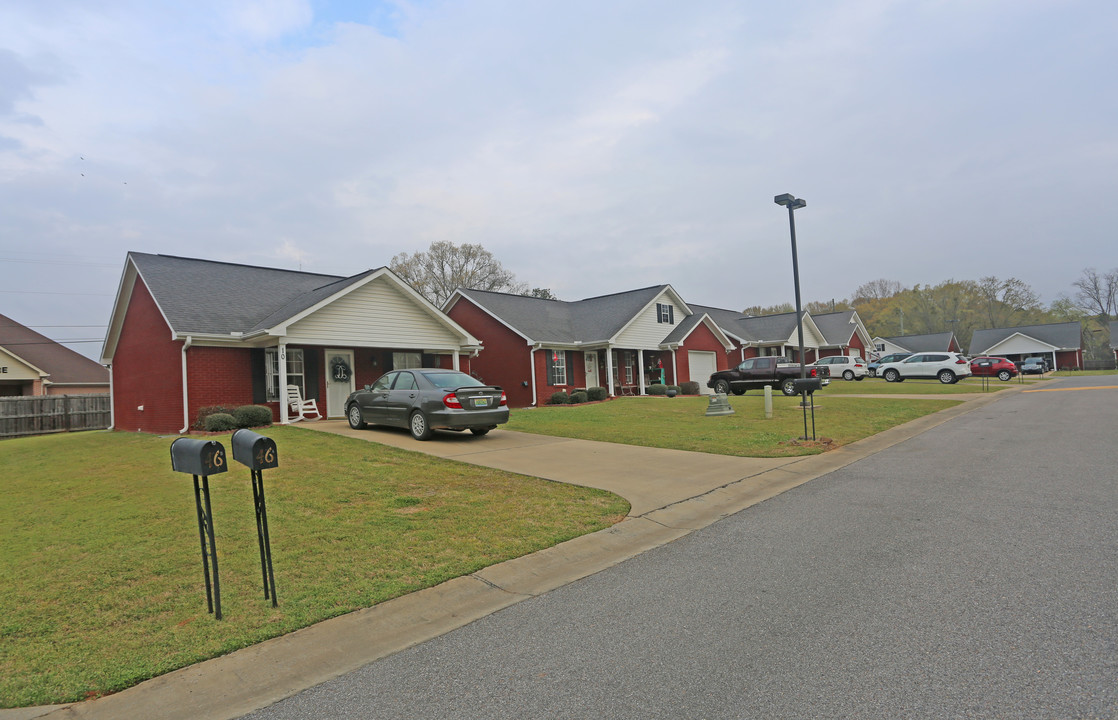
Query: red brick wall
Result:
<box><xmin>1055</xmin><ymin>349</ymin><xmax>1081</xmax><ymax>369</ymax></box>
<box><xmin>676</xmin><ymin>324</ymin><xmax>731</xmax><ymax>386</ymax></box>
<box><xmin>185</xmin><ymin>346</ymin><xmax>256</xmax><ymax>425</ymax></box>
<box><xmin>111</xmin><ymin>280</ymin><xmax>185</xmax><ymax>433</ymax></box>
<box><xmin>447</xmin><ymin>299</ymin><xmax>534</xmax><ymax>406</ymax></box>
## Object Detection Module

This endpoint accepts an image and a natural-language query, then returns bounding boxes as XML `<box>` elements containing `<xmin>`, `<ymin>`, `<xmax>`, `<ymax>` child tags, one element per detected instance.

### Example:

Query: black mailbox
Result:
<box><xmin>232</xmin><ymin>429</ymin><xmax>279</xmax><ymax>470</ymax></box>
<box><xmin>170</xmin><ymin>438</ymin><xmax>228</xmax><ymax>476</ymax></box>
<box><xmin>793</xmin><ymin>377</ymin><xmax>822</xmax><ymax>394</ymax></box>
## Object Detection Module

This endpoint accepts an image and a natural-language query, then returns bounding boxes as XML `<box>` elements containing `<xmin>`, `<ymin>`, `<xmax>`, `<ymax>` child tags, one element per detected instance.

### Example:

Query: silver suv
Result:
<box><xmin>878</xmin><ymin>352</ymin><xmax>972</xmax><ymax>384</ymax></box>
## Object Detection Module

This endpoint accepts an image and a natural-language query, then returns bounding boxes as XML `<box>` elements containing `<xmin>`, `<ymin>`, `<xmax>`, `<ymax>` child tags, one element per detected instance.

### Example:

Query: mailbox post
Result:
<box><xmin>793</xmin><ymin>377</ymin><xmax>821</xmax><ymax>441</ymax></box>
<box><xmin>232</xmin><ymin>429</ymin><xmax>279</xmax><ymax>607</ymax></box>
<box><xmin>170</xmin><ymin>438</ymin><xmax>228</xmax><ymax>620</ymax></box>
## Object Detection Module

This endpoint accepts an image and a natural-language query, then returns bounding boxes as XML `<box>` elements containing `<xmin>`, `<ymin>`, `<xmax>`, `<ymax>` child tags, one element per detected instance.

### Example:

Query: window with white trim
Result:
<box><xmin>548</xmin><ymin>350</ymin><xmax>567</xmax><ymax>385</ymax></box>
<box><xmin>656</xmin><ymin>303</ymin><xmax>675</xmax><ymax>324</ymax></box>
<box><xmin>393</xmin><ymin>352</ymin><xmax>422</xmax><ymax>369</ymax></box>
<box><xmin>265</xmin><ymin>347</ymin><xmax>305</xmax><ymax>402</ymax></box>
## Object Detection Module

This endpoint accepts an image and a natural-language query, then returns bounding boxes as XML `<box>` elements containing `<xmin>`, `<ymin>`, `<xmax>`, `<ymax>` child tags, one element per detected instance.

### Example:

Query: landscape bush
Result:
<box><xmin>666</xmin><ymin>385</ymin><xmax>681</xmax><ymax>396</ymax></box>
<box><xmin>586</xmin><ymin>387</ymin><xmax>608</xmax><ymax>402</ymax></box>
<box><xmin>203</xmin><ymin>413</ymin><xmax>238</xmax><ymax>432</ymax></box>
<box><xmin>193</xmin><ymin>405</ymin><xmax>237</xmax><ymax>430</ymax></box>
<box><xmin>570</xmin><ymin>391</ymin><xmax>588</xmax><ymax>404</ymax></box>
<box><xmin>647</xmin><ymin>384</ymin><xmax>668</xmax><ymax>395</ymax></box>
<box><xmin>233</xmin><ymin>405</ymin><xmax>273</xmax><ymax>428</ymax></box>
<box><xmin>679</xmin><ymin>381</ymin><xmax>701</xmax><ymax>395</ymax></box>
<box><xmin>549</xmin><ymin>391</ymin><xmax>571</xmax><ymax>405</ymax></box>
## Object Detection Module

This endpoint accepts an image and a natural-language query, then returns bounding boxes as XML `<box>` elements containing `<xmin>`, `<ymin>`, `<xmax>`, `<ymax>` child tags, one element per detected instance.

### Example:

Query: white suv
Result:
<box><xmin>812</xmin><ymin>355</ymin><xmax>867</xmax><ymax>381</ymax></box>
<box><xmin>878</xmin><ymin>352</ymin><xmax>972</xmax><ymax>384</ymax></box>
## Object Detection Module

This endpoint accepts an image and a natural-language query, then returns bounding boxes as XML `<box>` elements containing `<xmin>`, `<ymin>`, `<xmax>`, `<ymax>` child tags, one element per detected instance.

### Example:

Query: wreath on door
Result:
<box><xmin>330</xmin><ymin>355</ymin><xmax>351</xmax><ymax>382</ymax></box>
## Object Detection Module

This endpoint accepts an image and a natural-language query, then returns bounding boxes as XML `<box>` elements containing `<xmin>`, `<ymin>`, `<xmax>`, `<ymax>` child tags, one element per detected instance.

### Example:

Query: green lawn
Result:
<box><xmin>0</xmin><ymin>428</ymin><xmax>628</xmax><ymax>708</ymax></box>
<box><xmin>820</xmin><ymin>376</ymin><xmax>1027</xmax><ymax>394</ymax></box>
<box><xmin>507</xmin><ymin>394</ymin><xmax>961</xmax><ymax>456</ymax></box>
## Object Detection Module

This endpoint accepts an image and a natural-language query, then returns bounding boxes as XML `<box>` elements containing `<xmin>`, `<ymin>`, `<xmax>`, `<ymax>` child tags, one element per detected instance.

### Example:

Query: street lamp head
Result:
<box><xmin>774</xmin><ymin>193</ymin><xmax>807</xmax><ymax>209</ymax></box>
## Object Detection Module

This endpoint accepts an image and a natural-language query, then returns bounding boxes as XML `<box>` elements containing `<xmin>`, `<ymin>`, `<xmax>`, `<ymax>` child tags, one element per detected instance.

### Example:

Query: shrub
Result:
<box><xmin>679</xmin><ymin>381</ymin><xmax>701</xmax><ymax>395</ymax></box>
<box><xmin>647</xmin><ymin>384</ymin><xmax>668</xmax><ymax>395</ymax></box>
<box><xmin>193</xmin><ymin>405</ymin><xmax>237</xmax><ymax>430</ymax></box>
<box><xmin>203</xmin><ymin>413</ymin><xmax>238</xmax><ymax>432</ymax></box>
<box><xmin>587</xmin><ymin>386</ymin><xmax>608</xmax><ymax>402</ymax></box>
<box><xmin>549</xmin><ymin>391</ymin><xmax>571</xmax><ymax>405</ymax></box>
<box><xmin>233</xmin><ymin>405</ymin><xmax>273</xmax><ymax>428</ymax></box>
<box><xmin>570</xmin><ymin>391</ymin><xmax>588</xmax><ymax>404</ymax></box>
<box><xmin>666</xmin><ymin>385</ymin><xmax>681</xmax><ymax>396</ymax></box>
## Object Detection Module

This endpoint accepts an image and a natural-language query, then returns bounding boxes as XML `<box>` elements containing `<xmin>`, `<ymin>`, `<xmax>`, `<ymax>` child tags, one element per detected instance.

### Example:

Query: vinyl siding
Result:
<box><xmin>286</xmin><ymin>276</ymin><xmax>461</xmax><ymax>348</ymax></box>
<box><xmin>615</xmin><ymin>297</ymin><xmax>679</xmax><ymax>347</ymax></box>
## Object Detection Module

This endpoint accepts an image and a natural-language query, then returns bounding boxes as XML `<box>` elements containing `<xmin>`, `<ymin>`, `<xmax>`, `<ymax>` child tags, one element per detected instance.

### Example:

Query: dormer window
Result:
<box><xmin>656</xmin><ymin>303</ymin><xmax>675</xmax><ymax>324</ymax></box>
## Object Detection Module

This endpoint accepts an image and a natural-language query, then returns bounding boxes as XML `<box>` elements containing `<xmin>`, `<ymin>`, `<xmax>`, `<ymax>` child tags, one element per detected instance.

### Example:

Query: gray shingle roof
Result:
<box><xmin>456</xmin><ymin>286</ymin><xmax>671</xmax><ymax>344</ymax></box>
<box><xmin>879</xmin><ymin>332</ymin><xmax>957</xmax><ymax>353</ymax></box>
<box><xmin>970</xmin><ymin>321</ymin><xmax>1082</xmax><ymax>354</ymax></box>
<box><xmin>0</xmin><ymin>313</ymin><xmax>109</xmax><ymax>383</ymax></box>
<box><xmin>129</xmin><ymin>252</ymin><xmax>367</xmax><ymax>335</ymax></box>
<box><xmin>811</xmin><ymin>310</ymin><xmax>858</xmax><ymax>346</ymax></box>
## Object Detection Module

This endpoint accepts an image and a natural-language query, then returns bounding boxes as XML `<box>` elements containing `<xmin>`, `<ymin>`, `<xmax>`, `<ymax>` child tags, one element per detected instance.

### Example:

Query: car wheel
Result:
<box><xmin>854</xmin><ymin>375</ymin><xmax>865</xmax><ymax>381</ymax></box>
<box><xmin>470</xmin><ymin>427</ymin><xmax>491</xmax><ymax>436</ymax></box>
<box><xmin>842</xmin><ymin>369</ymin><xmax>854</xmax><ymax>381</ymax></box>
<box><xmin>347</xmin><ymin>404</ymin><xmax>366</xmax><ymax>429</ymax></box>
<box><xmin>883</xmin><ymin>369</ymin><xmax>899</xmax><ymax>383</ymax></box>
<box><xmin>731</xmin><ymin>389</ymin><xmax>746</xmax><ymax>396</ymax></box>
<box><xmin>938</xmin><ymin>370</ymin><xmax>956</xmax><ymax>384</ymax></box>
<box><xmin>868</xmin><ymin>368</ymin><xmax>877</xmax><ymax>377</ymax></box>
<box><xmin>714</xmin><ymin>379</ymin><xmax>730</xmax><ymax>395</ymax></box>
<box><xmin>780</xmin><ymin>378</ymin><xmax>797</xmax><ymax>396</ymax></box>
<box><xmin>997</xmin><ymin>370</ymin><xmax>1012</xmax><ymax>382</ymax></box>
<box><xmin>409</xmin><ymin>410</ymin><xmax>433</xmax><ymax>441</ymax></box>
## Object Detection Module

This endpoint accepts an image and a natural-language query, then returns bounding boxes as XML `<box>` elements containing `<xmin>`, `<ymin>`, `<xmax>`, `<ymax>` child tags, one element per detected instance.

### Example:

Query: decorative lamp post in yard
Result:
<box><xmin>774</xmin><ymin>192</ymin><xmax>817</xmax><ymax>440</ymax></box>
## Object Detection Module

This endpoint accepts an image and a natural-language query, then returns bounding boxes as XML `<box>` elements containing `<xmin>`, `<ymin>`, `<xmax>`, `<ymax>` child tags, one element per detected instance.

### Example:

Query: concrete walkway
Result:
<box><xmin>11</xmin><ymin>388</ymin><xmax>1022</xmax><ymax>720</ymax></box>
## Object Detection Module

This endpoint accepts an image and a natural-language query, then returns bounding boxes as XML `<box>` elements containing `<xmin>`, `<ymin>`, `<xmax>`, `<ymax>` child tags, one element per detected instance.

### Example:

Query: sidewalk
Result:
<box><xmin>12</xmin><ymin>389</ymin><xmax>1019</xmax><ymax>720</ymax></box>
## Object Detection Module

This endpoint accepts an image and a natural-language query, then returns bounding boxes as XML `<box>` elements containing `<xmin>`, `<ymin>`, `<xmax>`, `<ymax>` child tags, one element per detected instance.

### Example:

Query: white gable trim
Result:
<box><xmin>445</xmin><ymin>290</ymin><xmax>534</xmax><ymax>345</ymax></box>
<box><xmin>609</xmin><ymin>285</ymin><xmax>691</xmax><ymax>344</ymax></box>
<box><xmin>982</xmin><ymin>331</ymin><xmax>1060</xmax><ymax>355</ymax></box>
<box><xmin>266</xmin><ymin>268</ymin><xmax>480</xmax><ymax>347</ymax></box>
<box><xmin>669</xmin><ymin>314</ymin><xmax>735</xmax><ymax>351</ymax></box>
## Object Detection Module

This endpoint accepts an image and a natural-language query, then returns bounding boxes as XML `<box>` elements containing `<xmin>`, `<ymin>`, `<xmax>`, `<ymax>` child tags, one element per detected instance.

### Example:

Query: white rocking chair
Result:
<box><xmin>286</xmin><ymin>385</ymin><xmax>321</xmax><ymax>422</ymax></box>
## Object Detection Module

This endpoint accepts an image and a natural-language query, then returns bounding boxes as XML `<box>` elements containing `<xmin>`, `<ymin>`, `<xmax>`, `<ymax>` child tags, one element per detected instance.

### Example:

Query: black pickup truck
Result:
<box><xmin>706</xmin><ymin>356</ymin><xmax>830</xmax><ymax>396</ymax></box>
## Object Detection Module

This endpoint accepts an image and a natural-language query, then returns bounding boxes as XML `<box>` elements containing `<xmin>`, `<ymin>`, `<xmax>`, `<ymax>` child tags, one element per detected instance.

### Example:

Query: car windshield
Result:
<box><xmin>420</xmin><ymin>371</ymin><xmax>485</xmax><ymax>389</ymax></box>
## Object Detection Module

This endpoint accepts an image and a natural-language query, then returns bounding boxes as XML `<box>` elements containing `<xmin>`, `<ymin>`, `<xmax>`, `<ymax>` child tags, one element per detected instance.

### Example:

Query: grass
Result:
<box><xmin>0</xmin><ymin>427</ymin><xmax>628</xmax><ymax>708</ymax></box>
<box><xmin>507</xmin><ymin>394</ymin><xmax>961</xmax><ymax>457</ymax></box>
<box><xmin>1052</xmin><ymin>368</ymin><xmax>1118</xmax><ymax>377</ymax></box>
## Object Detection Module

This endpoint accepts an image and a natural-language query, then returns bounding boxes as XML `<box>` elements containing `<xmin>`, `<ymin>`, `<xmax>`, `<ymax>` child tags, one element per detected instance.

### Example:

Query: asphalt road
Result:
<box><xmin>243</xmin><ymin>376</ymin><xmax>1117</xmax><ymax>719</ymax></box>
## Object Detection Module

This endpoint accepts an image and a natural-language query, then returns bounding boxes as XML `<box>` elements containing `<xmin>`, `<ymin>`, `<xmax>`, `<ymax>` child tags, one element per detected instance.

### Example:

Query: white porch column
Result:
<box><xmin>452</xmin><ymin>350</ymin><xmax>460</xmax><ymax>371</ymax></box>
<box><xmin>605</xmin><ymin>347</ymin><xmax>616</xmax><ymax>396</ymax></box>
<box><xmin>671</xmin><ymin>350</ymin><xmax>678</xmax><ymax>385</ymax></box>
<box><xmin>279</xmin><ymin>342</ymin><xmax>289</xmax><ymax>424</ymax></box>
<box><xmin>529</xmin><ymin>346</ymin><xmax>538</xmax><ymax>406</ymax></box>
<box><xmin>637</xmin><ymin>351</ymin><xmax>646</xmax><ymax>394</ymax></box>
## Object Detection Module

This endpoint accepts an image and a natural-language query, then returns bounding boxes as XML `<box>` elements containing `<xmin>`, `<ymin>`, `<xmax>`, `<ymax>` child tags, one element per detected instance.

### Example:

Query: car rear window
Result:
<box><xmin>420</xmin><ymin>371</ymin><xmax>484</xmax><ymax>388</ymax></box>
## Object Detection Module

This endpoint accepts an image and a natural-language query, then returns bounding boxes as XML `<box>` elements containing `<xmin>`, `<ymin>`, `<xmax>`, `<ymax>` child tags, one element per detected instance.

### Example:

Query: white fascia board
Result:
<box><xmin>448</xmin><ymin>291</ymin><xmax>535</xmax><ymax>344</ymax></box>
<box><xmin>269</xmin><ymin>268</ymin><xmax>481</xmax><ymax>348</ymax></box>
<box><xmin>985</xmin><ymin>332</ymin><xmax>1060</xmax><ymax>354</ymax></box>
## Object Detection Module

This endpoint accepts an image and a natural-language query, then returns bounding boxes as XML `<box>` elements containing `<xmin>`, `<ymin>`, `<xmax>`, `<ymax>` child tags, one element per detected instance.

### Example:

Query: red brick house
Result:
<box><xmin>811</xmin><ymin>310</ymin><xmax>873</xmax><ymax>360</ymax></box>
<box><xmin>444</xmin><ymin>286</ymin><xmax>735</xmax><ymax>406</ymax></box>
<box><xmin>692</xmin><ymin>307</ymin><xmax>829</xmax><ymax>366</ymax></box>
<box><xmin>0</xmin><ymin>313</ymin><xmax>109</xmax><ymax>396</ymax></box>
<box><xmin>101</xmin><ymin>253</ymin><xmax>482</xmax><ymax>434</ymax></box>
<box><xmin>969</xmin><ymin>321</ymin><xmax>1084</xmax><ymax>370</ymax></box>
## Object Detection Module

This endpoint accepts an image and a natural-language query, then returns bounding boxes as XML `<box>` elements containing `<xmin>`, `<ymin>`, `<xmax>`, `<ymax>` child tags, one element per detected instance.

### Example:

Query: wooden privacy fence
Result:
<box><xmin>0</xmin><ymin>394</ymin><xmax>111</xmax><ymax>439</ymax></box>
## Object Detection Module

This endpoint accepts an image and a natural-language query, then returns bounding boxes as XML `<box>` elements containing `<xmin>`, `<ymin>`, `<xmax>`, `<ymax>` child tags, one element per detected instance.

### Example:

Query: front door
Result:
<box><xmin>585</xmin><ymin>352</ymin><xmax>599</xmax><ymax>388</ymax></box>
<box><xmin>325</xmin><ymin>349</ymin><xmax>355</xmax><ymax>418</ymax></box>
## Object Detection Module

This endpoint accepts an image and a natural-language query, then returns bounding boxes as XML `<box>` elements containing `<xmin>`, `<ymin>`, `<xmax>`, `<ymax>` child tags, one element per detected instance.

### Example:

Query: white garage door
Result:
<box><xmin>688</xmin><ymin>351</ymin><xmax>717</xmax><ymax>394</ymax></box>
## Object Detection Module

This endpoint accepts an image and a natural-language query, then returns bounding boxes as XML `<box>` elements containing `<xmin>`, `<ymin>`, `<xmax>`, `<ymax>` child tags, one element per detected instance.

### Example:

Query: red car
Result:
<box><xmin>970</xmin><ymin>356</ymin><xmax>1018</xmax><ymax>382</ymax></box>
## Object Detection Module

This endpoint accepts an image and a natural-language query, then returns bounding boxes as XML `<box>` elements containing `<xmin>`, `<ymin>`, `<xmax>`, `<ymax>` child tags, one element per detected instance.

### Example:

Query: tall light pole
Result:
<box><xmin>774</xmin><ymin>193</ymin><xmax>807</xmax><ymax>380</ymax></box>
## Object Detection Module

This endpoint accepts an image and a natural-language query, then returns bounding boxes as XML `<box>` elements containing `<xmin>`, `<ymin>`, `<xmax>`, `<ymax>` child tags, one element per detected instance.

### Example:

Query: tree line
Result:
<box><xmin>391</xmin><ymin>241</ymin><xmax>1116</xmax><ymax>361</ymax></box>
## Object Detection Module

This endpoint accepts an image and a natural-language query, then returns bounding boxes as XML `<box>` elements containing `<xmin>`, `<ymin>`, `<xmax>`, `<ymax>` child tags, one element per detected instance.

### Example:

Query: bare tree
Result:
<box><xmin>391</xmin><ymin>241</ymin><xmax>527</xmax><ymax>307</ymax></box>
<box><xmin>852</xmin><ymin>278</ymin><xmax>903</xmax><ymax>304</ymax></box>
<box><xmin>976</xmin><ymin>276</ymin><xmax>1041</xmax><ymax>328</ymax></box>
<box><xmin>1072</xmin><ymin>267</ymin><xmax>1118</xmax><ymax>320</ymax></box>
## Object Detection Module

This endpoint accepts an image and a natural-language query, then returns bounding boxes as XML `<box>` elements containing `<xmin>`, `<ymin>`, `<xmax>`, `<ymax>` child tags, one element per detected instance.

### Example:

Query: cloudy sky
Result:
<box><xmin>2</xmin><ymin>0</ymin><xmax>1115</xmax><ymax>361</ymax></box>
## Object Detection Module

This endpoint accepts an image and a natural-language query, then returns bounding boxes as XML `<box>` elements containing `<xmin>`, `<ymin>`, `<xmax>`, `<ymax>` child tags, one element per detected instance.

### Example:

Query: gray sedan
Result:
<box><xmin>345</xmin><ymin>369</ymin><xmax>509</xmax><ymax>440</ymax></box>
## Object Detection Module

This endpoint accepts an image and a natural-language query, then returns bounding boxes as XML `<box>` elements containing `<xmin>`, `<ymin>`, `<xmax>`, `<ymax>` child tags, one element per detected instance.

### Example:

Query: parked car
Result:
<box><xmin>970</xmin><ymin>356</ymin><xmax>1018</xmax><ymax>382</ymax></box>
<box><xmin>867</xmin><ymin>352</ymin><xmax>912</xmax><ymax>377</ymax></box>
<box><xmin>707</xmin><ymin>356</ymin><xmax>830</xmax><ymax>397</ymax></box>
<box><xmin>1020</xmin><ymin>357</ymin><xmax>1050</xmax><ymax>374</ymax></box>
<box><xmin>878</xmin><ymin>352</ymin><xmax>972</xmax><ymax>384</ymax></box>
<box><xmin>813</xmin><ymin>355</ymin><xmax>867</xmax><ymax>381</ymax></box>
<box><xmin>346</xmin><ymin>369</ymin><xmax>509</xmax><ymax>440</ymax></box>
